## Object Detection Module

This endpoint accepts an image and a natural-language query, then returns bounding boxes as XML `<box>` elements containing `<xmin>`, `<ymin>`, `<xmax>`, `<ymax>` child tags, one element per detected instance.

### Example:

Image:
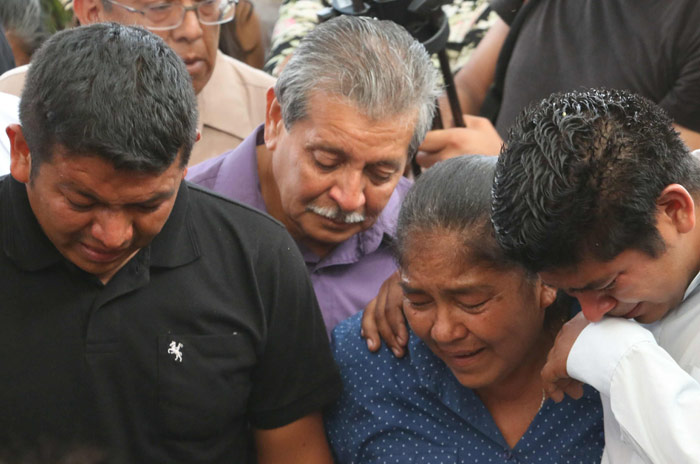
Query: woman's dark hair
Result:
<box><xmin>396</xmin><ymin>156</ymin><xmax>509</xmax><ymax>270</ymax></box>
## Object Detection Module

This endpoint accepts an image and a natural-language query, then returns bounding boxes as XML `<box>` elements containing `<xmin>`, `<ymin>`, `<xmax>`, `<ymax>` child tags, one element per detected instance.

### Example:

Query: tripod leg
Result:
<box><xmin>437</xmin><ymin>49</ymin><xmax>465</xmax><ymax>128</ymax></box>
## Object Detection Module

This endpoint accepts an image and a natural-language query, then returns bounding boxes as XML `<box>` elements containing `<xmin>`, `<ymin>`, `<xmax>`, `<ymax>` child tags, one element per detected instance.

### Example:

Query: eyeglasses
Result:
<box><xmin>103</xmin><ymin>0</ymin><xmax>237</xmax><ymax>31</ymax></box>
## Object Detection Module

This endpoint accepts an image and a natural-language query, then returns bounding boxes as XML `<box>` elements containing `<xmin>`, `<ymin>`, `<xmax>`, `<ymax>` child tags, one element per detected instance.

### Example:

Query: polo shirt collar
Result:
<box><xmin>196</xmin><ymin>51</ymin><xmax>250</xmax><ymax>141</ymax></box>
<box><xmin>1</xmin><ymin>175</ymin><xmax>63</xmax><ymax>271</ymax></box>
<box><xmin>148</xmin><ymin>180</ymin><xmax>200</xmax><ymax>268</ymax></box>
<box><xmin>0</xmin><ymin>175</ymin><xmax>199</xmax><ymax>272</ymax></box>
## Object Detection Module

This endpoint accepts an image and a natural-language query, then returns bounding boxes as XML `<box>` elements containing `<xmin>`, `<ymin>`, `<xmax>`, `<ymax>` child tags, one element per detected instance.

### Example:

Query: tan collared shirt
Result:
<box><xmin>192</xmin><ymin>51</ymin><xmax>275</xmax><ymax>165</ymax></box>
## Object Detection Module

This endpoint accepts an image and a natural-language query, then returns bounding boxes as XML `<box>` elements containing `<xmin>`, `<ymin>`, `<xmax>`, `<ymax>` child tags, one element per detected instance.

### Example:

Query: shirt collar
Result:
<box><xmin>148</xmin><ymin>180</ymin><xmax>200</xmax><ymax>268</ymax></box>
<box><xmin>196</xmin><ymin>51</ymin><xmax>251</xmax><ymax>141</ymax></box>
<box><xmin>211</xmin><ymin>124</ymin><xmax>268</xmax><ymax>212</ymax></box>
<box><xmin>1</xmin><ymin>175</ymin><xmax>63</xmax><ymax>271</ymax></box>
<box><xmin>1</xmin><ymin>175</ymin><xmax>199</xmax><ymax>273</ymax></box>
<box><xmin>683</xmin><ymin>270</ymin><xmax>700</xmax><ymax>301</ymax></box>
<box><xmin>233</xmin><ymin>125</ymin><xmax>406</xmax><ymax>268</ymax></box>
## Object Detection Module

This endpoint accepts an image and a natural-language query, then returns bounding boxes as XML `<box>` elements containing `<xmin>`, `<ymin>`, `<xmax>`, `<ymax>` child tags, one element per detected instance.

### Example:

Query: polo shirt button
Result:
<box><xmin>503</xmin><ymin>450</ymin><xmax>515</xmax><ymax>460</ymax></box>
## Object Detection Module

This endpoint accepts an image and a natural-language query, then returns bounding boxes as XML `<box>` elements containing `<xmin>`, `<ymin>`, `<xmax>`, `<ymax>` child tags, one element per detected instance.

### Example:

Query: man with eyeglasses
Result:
<box><xmin>0</xmin><ymin>0</ymin><xmax>275</xmax><ymax>166</ymax></box>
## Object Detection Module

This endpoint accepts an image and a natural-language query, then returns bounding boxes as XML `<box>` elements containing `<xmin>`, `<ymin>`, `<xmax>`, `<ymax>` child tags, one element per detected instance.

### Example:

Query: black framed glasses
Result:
<box><xmin>103</xmin><ymin>0</ymin><xmax>237</xmax><ymax>31</ymax></box>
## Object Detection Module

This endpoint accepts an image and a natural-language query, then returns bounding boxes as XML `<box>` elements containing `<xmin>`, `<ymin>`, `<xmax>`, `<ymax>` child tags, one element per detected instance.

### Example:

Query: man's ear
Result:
<box><xmin>7</xmin><ymin>124</ymin><xmax>32</xmax><ymax>184</ymax></box>
<box><xmin>73</xmin><ymin>0</ymin><xmax>104</xmax><ymax>25</ymax></box>
<box><xmin>657</xmin><ymin>184</ymin><xmax>696</xmax><ymax>234</ymax></box>
<box><xmin>538</xmin><ymin>281</ymin><xmax>557</xmax><ymax>310</ymax></box>
<box><xmin>264</xmin><ymin>87</ymin><xmax>283</xmax><ymax>152</ymax></box>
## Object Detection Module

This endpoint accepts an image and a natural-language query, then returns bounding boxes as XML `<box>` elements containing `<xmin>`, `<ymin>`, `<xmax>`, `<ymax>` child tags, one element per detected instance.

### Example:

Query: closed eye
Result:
<box><xmin>66</xmin><ymin>198</ymin><xmax>95</xmax><ymax>211</ymax></box>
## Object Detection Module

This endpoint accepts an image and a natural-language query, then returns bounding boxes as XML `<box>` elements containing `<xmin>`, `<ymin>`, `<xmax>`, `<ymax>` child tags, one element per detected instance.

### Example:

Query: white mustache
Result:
<box><xmin>306</xmin><ymin>204</ymin><xmax>366</xmax><ymax>224</ymax></box>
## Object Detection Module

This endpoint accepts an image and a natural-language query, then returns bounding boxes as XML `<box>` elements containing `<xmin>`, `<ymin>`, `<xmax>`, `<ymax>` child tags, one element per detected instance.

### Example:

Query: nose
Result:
<box><xmin>91</xmin><ymin>209</ymin><xmax>134</xmax><ymax>249</ymax></box>
<box><xmin>328</xmin><ymin>171</ymin><xmax>366</xmax><ymax>213</ymax></box>
<box><xmin>430</xmin><ymin>306</ymin><xmax>468</xmax><ymax>345</ymax></box>
<box><xmin>576</xmin><ymin>291</ymin><xmax>617</xmax><ymax>322</ymax></box>
<box><xmin>172</xmin><ymin>6</ymin><xmax>204</xmax><ymax>42</ymax></box>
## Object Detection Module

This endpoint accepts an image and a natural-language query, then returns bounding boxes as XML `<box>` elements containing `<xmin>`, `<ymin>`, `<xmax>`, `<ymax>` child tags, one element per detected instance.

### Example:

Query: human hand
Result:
<box><xmin>541</xmin><ymin>312</ymin><xmax>590</xmax><ymax>402</ymax></box>
<box><xmin>415</xmin><ymin>115</ymin><xmax>503</xmax><ymax>169</ymax></box>
<box><xmin>360</xmin><ymin>271</ymin><xmax>408</xmax><ymax>358</ymax></box>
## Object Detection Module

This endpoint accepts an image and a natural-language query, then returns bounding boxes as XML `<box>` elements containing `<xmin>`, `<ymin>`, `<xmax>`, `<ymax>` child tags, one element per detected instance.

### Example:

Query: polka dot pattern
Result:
<box><xmin>325</xmin><ymin>313</ymin><xmax>604</xmax><ymax>463</ymax></box>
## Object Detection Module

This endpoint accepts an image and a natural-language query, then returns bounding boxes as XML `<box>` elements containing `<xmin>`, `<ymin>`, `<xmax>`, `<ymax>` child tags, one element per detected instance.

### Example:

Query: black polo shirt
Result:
<box><xmin>0</xmin><ymin>175</ymin><xmax>342</xmax><ymax>463</ymax></box>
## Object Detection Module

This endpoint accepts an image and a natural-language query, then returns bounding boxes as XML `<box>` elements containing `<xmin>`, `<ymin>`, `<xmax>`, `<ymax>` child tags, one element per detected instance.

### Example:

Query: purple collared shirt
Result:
<box><xmin>187</xmin><ymin>125</ymin><xmax>410</xmax><ymax>333</ymax></box>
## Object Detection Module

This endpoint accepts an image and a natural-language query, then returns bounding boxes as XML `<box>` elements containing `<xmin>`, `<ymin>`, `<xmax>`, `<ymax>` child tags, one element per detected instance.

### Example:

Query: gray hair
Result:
<box><xmin>396</xmin><ymin>155</ymin><xmax>516</xmax><ymax>271</ymax></box>
<box><xmin>275</xmin><ymin>15</ymin><xmax>441</xmax><ymax>156</ymax></box>
<box><xmin>0</xmin><ymin>0</ymin><xmax>47</xmax><ymax>58</ymax></box>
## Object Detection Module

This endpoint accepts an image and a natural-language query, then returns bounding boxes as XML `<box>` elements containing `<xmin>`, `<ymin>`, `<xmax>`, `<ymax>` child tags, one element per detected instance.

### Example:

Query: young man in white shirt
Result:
<box><xmin>491</xmin><ymin>88</ymin><xmax>700</xmax><ymax>463</ymax></box>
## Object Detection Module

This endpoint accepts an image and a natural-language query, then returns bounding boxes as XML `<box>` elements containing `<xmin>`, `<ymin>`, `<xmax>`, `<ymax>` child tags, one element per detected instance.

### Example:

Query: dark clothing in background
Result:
<box><xmin>0</xmin><ymin>25</ymin><xmax>15</xmax><ymax>74</ymax></box>
<box><xmin>487</xmin><ymin>0</ymin><xmax>700</xmax><ymax>134</ymax></box>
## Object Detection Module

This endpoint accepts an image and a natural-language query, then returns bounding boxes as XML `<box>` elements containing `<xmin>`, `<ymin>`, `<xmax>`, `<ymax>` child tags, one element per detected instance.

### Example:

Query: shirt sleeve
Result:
<box><xmin>488</xmin><ymin>0</ymin><xmax>524</xmax><ymax>25</ymax></box>
<box><xmin>568</xmin><ymin>317</ymin><xmax>700</xmax><ymax>461</ymax></box>
<box><xmin>246</xmin><ymin>229</ymin><xmax>342</xmax><ymax>429</ymax></box>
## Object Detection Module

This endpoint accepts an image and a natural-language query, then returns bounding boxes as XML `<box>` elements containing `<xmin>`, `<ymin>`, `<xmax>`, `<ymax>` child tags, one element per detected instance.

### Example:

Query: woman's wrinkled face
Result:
<box><xmin>400</xmin><ymin>229</ymin><xmax>551</xmax><ymax>389</ymax></box>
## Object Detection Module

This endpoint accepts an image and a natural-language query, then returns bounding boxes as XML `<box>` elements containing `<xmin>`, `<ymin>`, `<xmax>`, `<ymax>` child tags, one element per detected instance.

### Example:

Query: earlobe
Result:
<box><xmin>73</xmin><ymin>0</ymin><xmax>103</xmax><ymax>25</ymax></box>
<box><xmin>657</xmin><ymin>184</ymin><xmax>696</xmax><ymax>234</ymax></box>
<box><xmin>264</xmin><ymin>87</ymin><xmax>283</xmax><ymax>152</ymax></box>
<box><xmin>7</xmin><ymin>124</ymin><xmax>32</xmax><ymax>184</ymax></box>
<box><xmin>538</xmin><ymin>282</ymin><xmax>557</xmax><ymax>310</ymax></box>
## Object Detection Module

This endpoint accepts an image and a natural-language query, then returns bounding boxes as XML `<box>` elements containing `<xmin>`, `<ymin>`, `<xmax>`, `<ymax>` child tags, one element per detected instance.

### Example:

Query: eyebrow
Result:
<box><xmin>307</xmin><ymin>143</ymin><xmax>403</xmax><ymax>170</ymax></box>
<box><xmin>68</xmin><ymin>186</ymin><xmax>176</xmax><ymax>206</ymax></box>
<box><xmin>399</xmin><ymin>282</ymin><xmax>491</xmax><ymax>295</ymax></box>
<box><xmin>563</xmin><ymin>274</ymin><xmax>617</xmax><ymax>293</ymax></box>
<box><xmin>306</xmin><ymin>143</ymin><xmax>347</xmax><ymax>158</ymax></box>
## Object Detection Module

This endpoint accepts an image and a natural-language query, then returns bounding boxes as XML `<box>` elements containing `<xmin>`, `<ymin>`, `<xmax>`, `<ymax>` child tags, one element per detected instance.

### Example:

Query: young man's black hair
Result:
<box><xmin>492</xmin><ymin>88</ymin><xmax>700</xmax><ymax>273</ymax></box>
<box><xmin>19</xmin><ymin>21</ymin><xmax>197</xmax><ymax>175</ymax></box>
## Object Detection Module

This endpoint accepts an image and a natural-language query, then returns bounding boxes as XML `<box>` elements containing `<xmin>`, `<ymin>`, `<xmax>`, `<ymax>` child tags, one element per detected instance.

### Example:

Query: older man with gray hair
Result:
<box><xmin>188</xmin><ymin>15</ymin><xmax>441</xmax><ymax>333</ymax></box>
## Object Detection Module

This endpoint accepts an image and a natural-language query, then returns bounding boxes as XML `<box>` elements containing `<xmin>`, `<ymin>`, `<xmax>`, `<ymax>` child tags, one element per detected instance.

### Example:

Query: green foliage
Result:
<box><xmin>41</xmin><ymin>0</ymin><xmax>74</xmax><ymax>33</ymax></box>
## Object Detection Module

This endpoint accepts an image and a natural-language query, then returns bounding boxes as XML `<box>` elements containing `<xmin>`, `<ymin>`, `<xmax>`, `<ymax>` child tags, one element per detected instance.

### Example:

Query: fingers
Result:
<box><xmin>361</xmin><ymin>271</ymin><xmax>407</xmax><ymax>357</ymax></box>
<box><xmin>544</xmin><ymin>378</ymin><xmax>584</xmax><ymax>403</ymax></box>
<box><xmin>418</xmin><ymin>129</ymin><xmax>456</xmax><ymax>152</ymax></box>
<box><xmin>375</xmin><ymin>288</ymin><xmax>404</xmax><ymax>358</ymax></box>
<box><xmin>564</xmin><ymin>380</ymin><xmax>584</xmax><ymax>400</ymax></box>
<box><xmin>360</xmin><ymin>298</ymin><xmax>382</xmax><ymax>352</ymax></box>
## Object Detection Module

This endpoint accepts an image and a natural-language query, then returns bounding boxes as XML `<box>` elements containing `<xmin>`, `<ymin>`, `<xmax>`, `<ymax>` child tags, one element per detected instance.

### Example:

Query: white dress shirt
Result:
<box><xmin>0</xmin><ymin>91</ymin><xmax>19</xmax><ymax>176</ymax></box>
<box><xmin>568</xmin><ymin>272</ymin><xmax>700</xmax><ymax>463</ymax></box>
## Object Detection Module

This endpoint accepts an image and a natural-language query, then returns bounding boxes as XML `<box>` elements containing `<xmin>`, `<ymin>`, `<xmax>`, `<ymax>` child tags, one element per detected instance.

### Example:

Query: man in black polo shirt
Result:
<box><xmin>0</xmin><ymin>23</ymin><xmax>340</xmax><ymax>463</ymax></box>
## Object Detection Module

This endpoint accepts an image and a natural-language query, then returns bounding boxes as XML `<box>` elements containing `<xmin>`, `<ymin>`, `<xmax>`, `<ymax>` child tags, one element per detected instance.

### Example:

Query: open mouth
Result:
<box><xmin>443</xmin><ymin>347</ymin><xmax>486</xmax><ymax>367</ymax></box>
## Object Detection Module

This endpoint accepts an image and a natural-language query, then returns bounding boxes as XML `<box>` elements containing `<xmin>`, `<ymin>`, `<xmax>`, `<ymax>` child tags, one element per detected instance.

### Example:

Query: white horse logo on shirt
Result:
<box><xmin>168</xmin><ymin>341</ymin><xmax>183</xmax><ymax>362</ymax></box>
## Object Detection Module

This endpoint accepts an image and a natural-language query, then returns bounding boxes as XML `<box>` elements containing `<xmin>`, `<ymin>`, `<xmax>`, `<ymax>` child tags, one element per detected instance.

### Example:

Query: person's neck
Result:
<box><xmin>475</xmin><ymin>330</ymin><xmax>552</xmax><ymax>448</ymax></box>
<box><xmin>256</xmin><ymin>145</ymin><xmax>334</xmax><ymax>258</ymax></box>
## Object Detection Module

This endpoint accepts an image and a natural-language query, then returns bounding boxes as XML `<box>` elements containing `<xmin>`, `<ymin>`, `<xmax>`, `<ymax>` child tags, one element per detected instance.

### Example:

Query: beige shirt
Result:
<box><xmin>192</xmin><ymin>51</ymin><xmax>275</xmax><ymax>165</ymax></box>
<box><xmin>0</xmin><ymin>50</ymin><xmax>275</xmax><ymax>166</ymax></box>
